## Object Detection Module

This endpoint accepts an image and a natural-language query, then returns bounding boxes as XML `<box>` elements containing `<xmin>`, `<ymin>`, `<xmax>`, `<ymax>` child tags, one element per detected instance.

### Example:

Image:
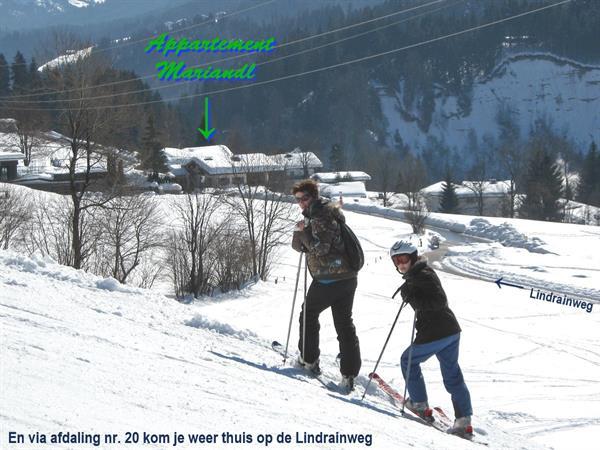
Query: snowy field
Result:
<box><xmin>2</xmin><ymin>205</ymin><xmax>599</xmax><ymax>450</ymax></box>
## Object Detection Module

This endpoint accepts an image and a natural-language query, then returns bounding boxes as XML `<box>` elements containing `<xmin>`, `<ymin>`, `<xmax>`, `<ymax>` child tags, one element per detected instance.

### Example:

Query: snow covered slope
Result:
<box><xmin>2</xmin><ymin>207</ymin><xmax>599</xmax><ymax>449</ymax></box>
<box><xmin>382</xmin><ymin>53</ymin><xmax>600</xmax><ymax>153</ymax></box>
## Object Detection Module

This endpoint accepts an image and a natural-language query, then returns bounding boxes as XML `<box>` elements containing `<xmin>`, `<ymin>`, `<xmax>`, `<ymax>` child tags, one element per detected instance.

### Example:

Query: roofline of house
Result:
<box><xmin>0</xmin><ymin>154</ymin><xmax>25</xmax><ymax>161</ymax></box>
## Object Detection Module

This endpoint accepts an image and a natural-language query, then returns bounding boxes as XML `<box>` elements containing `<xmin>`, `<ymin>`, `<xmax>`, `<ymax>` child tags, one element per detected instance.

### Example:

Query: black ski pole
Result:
<box><xmin>401</xmin><ymin>311</ymin><xmax>418</xmax><ymax>415</ymax></box>
<box><xmin>283</xmin><ymin>252</ymin><xmax>304</xmax><ymax>363</ymax></box>
<box><xmin>301</xmin><ymin>253</ymin><xmax>308</xmax><ymax>363</ymax></box>
<box><xmin>362</xmin><ymin>297</ymin><xmax>407</xmax><ymax>401</ymax></box>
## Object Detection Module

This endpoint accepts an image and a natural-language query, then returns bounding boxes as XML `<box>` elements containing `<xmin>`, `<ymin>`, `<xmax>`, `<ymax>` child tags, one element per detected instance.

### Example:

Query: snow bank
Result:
<box><xmin>184</xmin><ymin>315</ymin><xmax>257</xmax><ymax>339</ymax></box>
<box><xmin>465</xmin><ymin>218</ymin><xmax>550</xmax><ymax>254</ymax></box>
<box><xmin>341</xmin><ymin>202</ymin><xmax>467</xmax><ymax>233</ymax></box>
<box><xmin>0</xmin><ymin>251</ymin><xmax>142</xmax><ymax>294</ymax></box>
<box><xmin>96</xmin><ymin>277</ymin><xmax>140</xmax><ymax>293</ymax></box>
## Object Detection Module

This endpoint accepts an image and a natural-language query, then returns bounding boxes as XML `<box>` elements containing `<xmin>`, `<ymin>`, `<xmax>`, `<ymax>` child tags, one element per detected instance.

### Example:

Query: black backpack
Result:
<box><xmin>337</xmin><ymin>219</ymin><xmax>364</xmax><ymax>272</ymax></box>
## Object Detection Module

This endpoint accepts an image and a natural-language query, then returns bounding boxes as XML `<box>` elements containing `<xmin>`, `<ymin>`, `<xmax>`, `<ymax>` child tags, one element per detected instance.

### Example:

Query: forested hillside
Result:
<box><xmin>1</xmin><ymin>0</ymin><xmax>599</xmax><ymax>186</ymax></box>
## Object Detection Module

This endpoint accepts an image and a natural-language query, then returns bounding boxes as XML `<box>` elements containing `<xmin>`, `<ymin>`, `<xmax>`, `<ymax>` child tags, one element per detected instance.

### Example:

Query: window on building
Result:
<box><xmin>0</xmin><ymin>166</ymin><xmax>8</xmax><ymax>181</ymax></box>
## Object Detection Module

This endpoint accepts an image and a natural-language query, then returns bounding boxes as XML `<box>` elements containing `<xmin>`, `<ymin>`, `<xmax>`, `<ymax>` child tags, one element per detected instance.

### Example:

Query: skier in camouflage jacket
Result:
<box><xmin>291</xmin><ymin>180</ymin><xmax>361</xmax><ymax>388</ymax></box>
<box><xmin>292</xmin><ymin>197</ymin><xmax>356</xmax><ymax>281</ymax></box>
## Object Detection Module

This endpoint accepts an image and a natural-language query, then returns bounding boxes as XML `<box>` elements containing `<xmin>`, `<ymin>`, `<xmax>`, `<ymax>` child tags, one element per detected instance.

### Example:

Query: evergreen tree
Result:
<box><xmin>519</xmin><ymin>146</ymin><xmax>564</xmax><ymax>221</ymax></box>
<box><xmin>11</xmin><ymin>51</ymin><xmax>29</xmax><ymax>93</ymax></box>
<box><xmin>140</xmin><ymin>115</ymin><xmax>167</xmax><ymax>178</ymax></box>
<box><xmin>330</xmin><ymin>143</ymin><xmax>344</xmax><ymax>171</ymax></box>
<box><xmin>0</xmin><ymin>54</ymin><xmax>10</xmax><ymax>97</ymax></box>
<box><xmin>577</xmin><ymin>141</ymin><xmax>600</xmax><ymax>206</ymax></box>
<box><xmin>28</xmin><ymin>58</ymin><xmax>41</xmax><ymax>91</ymax></box>
<box><xmin>440</xmin><ymin>170</ymin><xmax>459</xmax><ymax>213</ymax></box>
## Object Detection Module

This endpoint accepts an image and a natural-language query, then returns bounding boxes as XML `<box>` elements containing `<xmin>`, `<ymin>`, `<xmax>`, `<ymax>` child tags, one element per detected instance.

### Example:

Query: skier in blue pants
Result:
<box><xmin>390</xmin><ymin>240</ymin><xmax>473</xmax><ymax>437</ymax></box>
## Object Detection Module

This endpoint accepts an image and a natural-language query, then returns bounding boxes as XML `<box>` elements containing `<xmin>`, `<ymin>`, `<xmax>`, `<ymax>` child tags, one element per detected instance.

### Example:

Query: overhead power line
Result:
<box><xmin>0</xmin><ymin>0</ymin><xmax>445</xmax><ymax>101</ymax></box>
<box><xmin>1</xmin><ymin>0</ymin><xmax>460</xmax><ymax>105</ymax></box>
<box><xmin>0</xmin><ymin>0</ymin><xmax>279</xmax><ymax>69</ymax></box>
<box><xmin>4</xmin><ymin>0</ymin><xmax>572</xmax><ymax>112</ymax></box>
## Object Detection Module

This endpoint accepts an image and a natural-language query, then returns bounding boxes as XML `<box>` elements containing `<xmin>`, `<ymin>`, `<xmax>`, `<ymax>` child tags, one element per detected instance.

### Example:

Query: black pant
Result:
<box><xmin>298</xmin><ymin>277</ymin><xmax>361</xmax><ymax>377</ymax></box>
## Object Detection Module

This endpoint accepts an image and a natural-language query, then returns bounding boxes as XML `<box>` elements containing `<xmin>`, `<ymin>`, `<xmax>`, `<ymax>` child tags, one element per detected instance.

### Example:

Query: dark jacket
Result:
<box><xmin>291</xmin><ymin>198</ymin><xmax>357</xmax><ymax>281</ymax></box>
<box><xmin>399</xmin><ymin>260</ymin><xmax>461</xmax><ymax>344</ymax></box>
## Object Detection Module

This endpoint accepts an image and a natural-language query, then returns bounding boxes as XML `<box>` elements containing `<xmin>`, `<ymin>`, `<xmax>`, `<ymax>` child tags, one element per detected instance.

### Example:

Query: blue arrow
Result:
<box><xmin>495</xmin><ymin>277</ymin><xmax>524</xmax><ymax>289</ymax></box>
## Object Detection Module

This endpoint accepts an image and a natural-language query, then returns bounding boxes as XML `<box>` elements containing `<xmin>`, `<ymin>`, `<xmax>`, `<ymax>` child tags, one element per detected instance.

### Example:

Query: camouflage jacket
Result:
<box><xmin>292</xmin><ymin>198</ymin><xmax>356</xmax><ymax>281</ymax></box>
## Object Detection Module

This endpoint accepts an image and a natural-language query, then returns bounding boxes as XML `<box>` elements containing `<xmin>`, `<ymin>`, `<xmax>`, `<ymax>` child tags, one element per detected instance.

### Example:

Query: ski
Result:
<box><xmin>368</xmin><ymin>373</ymin><xmax>487</xmax><ymax>445</ymax></box>
<box><xmin>271</xmin><ymin>341</ymin><xmax>352</xmax><ymax>395</ymax></box>
<box><xmin>369</xmin><ymin>373</ymin><xmax>450</xmax><ymax>430</ymax></box>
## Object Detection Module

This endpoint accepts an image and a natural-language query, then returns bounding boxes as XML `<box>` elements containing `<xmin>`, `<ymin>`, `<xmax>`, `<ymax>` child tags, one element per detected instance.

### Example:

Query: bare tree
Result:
<box><xmin>167</xmin><ymin>191</ymin><xmax>226</xmax><ymax>298</ymax></box>
<box><xmin>295</xmin><ymin>148</ymin><xmax>317</xmax><ymax>179</ymax></box>
<box><xmin>134</xmin><ymin>260</ymin><xmax>163</xmax><ymax>290</ymax></box>
<box><xmin>557</xmin><ymin>154</ymin><xmax>576</xmax><ymax>221</ymax></box>
<box><xmin>370</xmin><ymin>148</ymin><xmax>400</xmax><ymax>207</ymax></box>
<box><xmin>43</xmin><ymin>40</ymin><xmax>133</xmax><ymax>269</ymax></box>
<box><xmin>405</xmin><ymin>193</ymin><xmax>429</xmax><ymax>235</ymax></box>
<box><xmin>496</xmin><ymin>103</ymin><xmax>523</xmax><ymax>218</ymax></box>
<box><xmin>229</xmin><ymin>153</ymin><xmax>295</xmax><ymax>281</ymax></box>
<box><xmin>464</xmin><ymin>154</ymin><xmax>489</xmax><ymax>216</ymax></box>
<box><xmin>396</xmin><ymin>153</ymin><xmax>429</xmax><ymax>234</ymax></box>
<box><xmin>211</xmin><ymin>222</ymin><xmax>254</xmax><ymax>292</ymax></box>
<box><xmin>499</xmin><ymin>144</ymin><xmax>523</xmax><ymax>218</ymax></box>
<box><xmin>98</xmin><ymin>195</ymin><xmax>163</xmax><ymax>284</ymax></box>
<box><xmin>23</xmin><ymin>196</ymin><xmax>74</xmax><ymax>265</ymax></box>
<box><xmin>397</xmin><ymin>153</ymin><xmax>427</xmax><ymax>210</ymax></box>
<box><xmin>6</xmin><ymin>104</ymin><xmax>49</xmax><ymax>167</ymax></box>
<box><xmin>0</xmin><ymin>185</ymin><xmax>32</xmax><ymax>250</ymax></box>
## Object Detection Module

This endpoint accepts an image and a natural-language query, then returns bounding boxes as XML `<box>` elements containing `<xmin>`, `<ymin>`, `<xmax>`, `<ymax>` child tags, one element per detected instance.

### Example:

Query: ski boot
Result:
<box><xmin>339</xmin><ymin>375</ymin><xmax>354</xmax><ymax>393</ymax></box>
<box><xmin>297</xmin><ymin>355</ymin><xmax>321</xmax><ymax>375</ymax></box>
<box><xmin>404</xmin><ymin>398</ymin><xmax>434</xmax><ymax>423</ymax></box>
<box><xmin>447</xmin><ymin>416</ymin><xmax>474</xmax><ymax>439</ymax></box>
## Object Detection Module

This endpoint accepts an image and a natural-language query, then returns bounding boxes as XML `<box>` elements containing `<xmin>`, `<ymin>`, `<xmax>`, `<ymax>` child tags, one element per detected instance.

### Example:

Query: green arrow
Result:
<box><xmin>197</xmin><ymin>97</ymin><xmax>216</xmax><ymax>140</ymax></box>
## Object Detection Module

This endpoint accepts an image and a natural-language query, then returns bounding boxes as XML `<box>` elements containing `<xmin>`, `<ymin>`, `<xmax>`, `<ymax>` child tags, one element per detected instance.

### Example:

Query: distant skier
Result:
<box><xmin>291</xmin><ymin>179</ymin><xmax>361</xmax><ymax>391</ymax></box>
<box><xmin>389</xmin><ymin>240</ymin><xmax>473</xmax><ymax>437</ymax></box>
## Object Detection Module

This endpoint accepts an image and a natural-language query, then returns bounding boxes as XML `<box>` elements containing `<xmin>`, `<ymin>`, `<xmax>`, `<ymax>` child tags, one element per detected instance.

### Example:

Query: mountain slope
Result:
<box><xmin>0</xmin><ymin>0</ymin><xmax>189</xmax><ymax>31</ymax></box>
<box><xmin>1</xmin><ymin>250</ymin><xmax>492</xmax><ymax>450</ymax></box>
<box><xmin>381</xmin><ymin>52</ymin><xmax>600</xmax><ymax>159</ymax></box>
<box><xmin>3</xmin><ymin>203</ymin><xmax>600</xmax><ymax>449</ymax></box>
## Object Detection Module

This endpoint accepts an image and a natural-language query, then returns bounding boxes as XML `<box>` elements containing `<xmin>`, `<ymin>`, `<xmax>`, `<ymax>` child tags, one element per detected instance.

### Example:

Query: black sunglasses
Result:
<box><xmin>294</xmin><ymin>194</ymin><xmax>311</xmax><ymax>203</ymax></box>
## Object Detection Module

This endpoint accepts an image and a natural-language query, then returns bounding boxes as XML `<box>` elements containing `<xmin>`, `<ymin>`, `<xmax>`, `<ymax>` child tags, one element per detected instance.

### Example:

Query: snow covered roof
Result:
<box><xmin>14</xmin><ymin>173</ymin><xmax>54</xmax><ymax>182</ymax></box>
<box><xmin>320</xmin><ymin>181</ymin><xmax>367</xmax><ymax>198</ymax></box>
<box><xmin>238</xmin><ymin>153</ymin><xmax>280</xmax><ymax>173</ymax></box>
<box><xmin>165</xmin><ymin>164</ymin><xmax>187</xmax><ymax>177</ymax></box>
<box><xmin>277</xmin><ymin>151</ymin><xmax>322</xmax><ymax>170</ymax></box>
<box><xmin>422</xmin><ymin>180</ymin><xmax>511</xmax><ymax>197</ymax></box>
<box><xmin>163</xmin><ymin>146</ymin><xmax>322</xmax><ymax>175</ymax></box>
<box><xmin>163</xmin><ymin>145</ymin><xmax>241</xmax><ymax>175</ymax></box>
<box><xmin>38</xmin><ymin>47</ymin><xmax>94</xmax><ymax>72</ymax></box>
<box><xmin>312</xmin><ymin>171</ymin><xmax>371</xmax><ymax>183</ymax></box>
<box><xmin>0</xmin><ymin>152</ymin><xmax>25</xmax><ymax>161</ymax></box>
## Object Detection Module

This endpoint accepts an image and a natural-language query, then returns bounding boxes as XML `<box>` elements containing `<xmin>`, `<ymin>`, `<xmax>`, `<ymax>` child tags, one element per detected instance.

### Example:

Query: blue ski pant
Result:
<box><xmin>401</xmin><ymin>333</ymin><xmax>472</xmax><ymax>418</ymax></box>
